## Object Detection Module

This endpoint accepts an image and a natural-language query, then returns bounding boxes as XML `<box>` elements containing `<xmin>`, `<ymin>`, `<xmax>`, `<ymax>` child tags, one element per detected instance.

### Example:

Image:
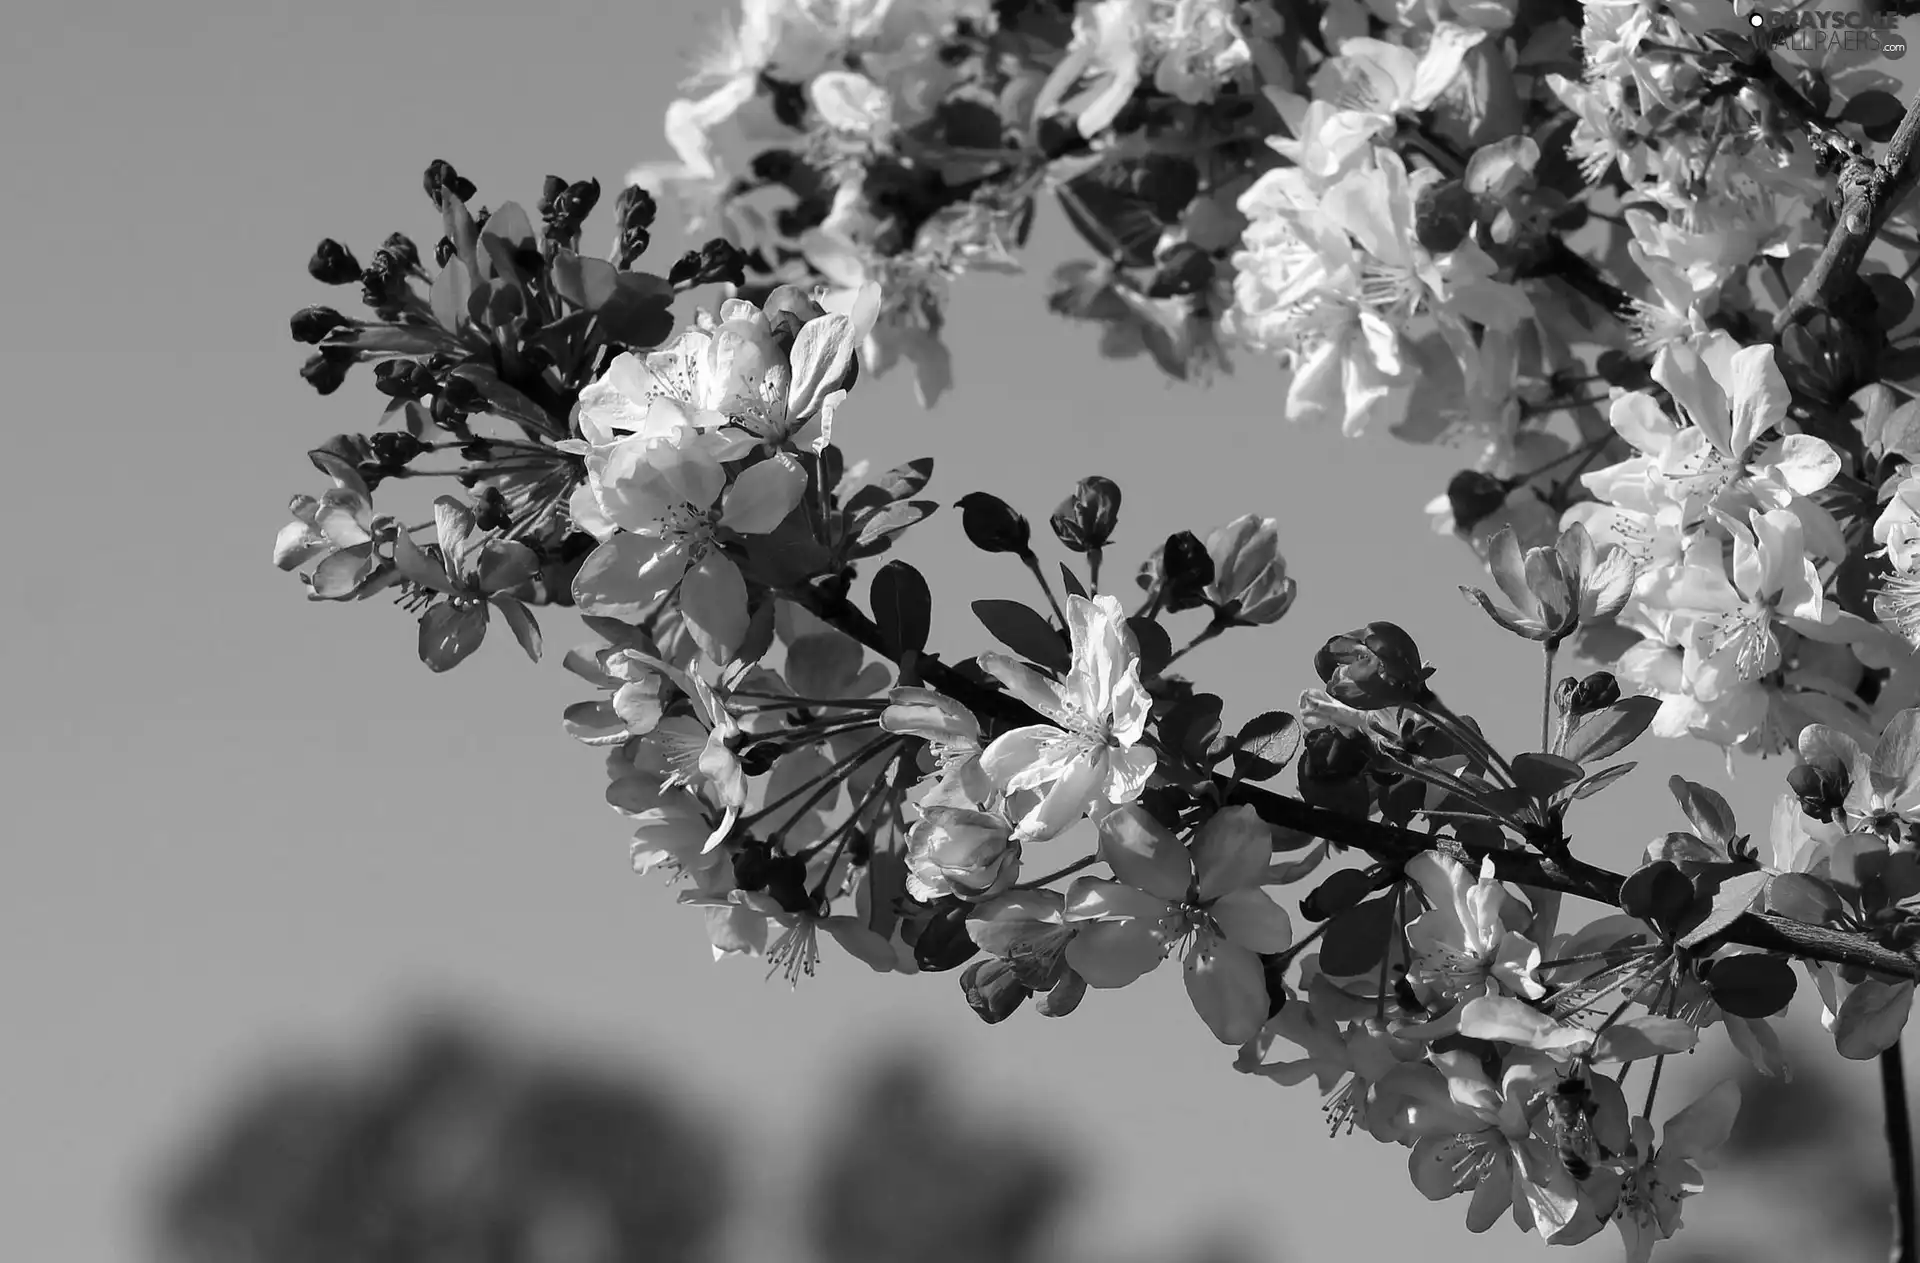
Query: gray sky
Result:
<box><xmin>0</xmin><ymin>2</ymin><xmax>1870</xmax><ymax>1261</ymax></box>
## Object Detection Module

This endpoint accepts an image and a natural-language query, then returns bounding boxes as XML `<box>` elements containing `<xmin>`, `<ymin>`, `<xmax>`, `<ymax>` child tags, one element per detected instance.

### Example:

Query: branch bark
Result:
<box><xmin>1773</xmin><ymin>89</ymin><xmax>1920</xmax><ymax>337</ymax></box>
<box><xmin>783</xmin><ymin>579</ymin><xmax>1920</xmax><ymax>983</ymax></box>
<box><xmin>1885</xmin><ymin>1043</ymin><xmax>1917</xmax><ymax>1263</ymax></box>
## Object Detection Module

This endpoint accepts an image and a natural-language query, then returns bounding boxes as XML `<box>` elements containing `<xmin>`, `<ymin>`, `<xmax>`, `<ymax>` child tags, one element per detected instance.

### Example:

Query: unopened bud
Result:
<box><xmin>299</xmin><ymin>348</ymin><xmax>353</xmax><ymax>396</ymax></box>
<box><xmin>373</xmin><ymin>358</ymin><xmax>436</xmax><ymax>400</ymax></box>
<box><xmin>613</xmin><ymin>185</ymin><xmax>657</xmax><ymax>269</ymax></box>
<box><xmin>668</xmin><ymin>237</ymin><xmax>750</xmax><ymax>289</ymax></box>
<box><xmin>1204</xmin><ymin>514</ymin><xmax>1295</xmax><ymax>626</ymax></box>
<box><xmin>369</xmin><ymin>431</ymin><xmax>427</xmax><ymax>472</ymax></box>
<box><xmin>1314</xmin><ymin>622</ymin><xmax>1431</xmax><ymax>709</ymax></box>
<box><xmin>378</xmin><ymin>232</ymin><xmax>420</xmax><ymax>274</ymax></box>
<box><xmin>422</xmin><ymin>158</ymin><xmax>477</xmax><ymax>205</ymax></box>
<box><xmin>956</xmin><ymin>492</ymin><xmax>1032</xmax><ymax>555</ymax></box>
<box><xmin>1567</xmin><ymin>671</ymin><xmax>1621</xmax><ymax>715</ymax></box>
<box><xmin>960</xmin><ymin>957</ymin><xmax>1031</xmax><ymax>1023</ymax></box>
<box><xmin>1049</xmin><ymin>475</ymin><xmax>1121</xmax><ymax>553</ymax></box>
<box><xmin>289</xmin><ymin>305</ymin><xmax>351</xmax><ymax>344</ymax></box>
<box><xmin>1788</xmin><ymin>758</ymin><xmax>1851</xmax><ymax>824</ymax></box>
<box><xmin>1149</xmin><ymin>531</ymin><xmax>1215</xmax><ymax>613</ymax></box>
<box><xmin>1445</xmin><ymin>470</ymin><xmax>1515</xmax><ymax>535</ymax></box>
<box><xmin>1414</xmin><ymin>179</ymin><xmax>1478</xmax><ymax>254</ymax></box>
<box><xmin>307</xmin><ymin>238</ymin><xmax>362</xmax><ymax>285</ymax></box>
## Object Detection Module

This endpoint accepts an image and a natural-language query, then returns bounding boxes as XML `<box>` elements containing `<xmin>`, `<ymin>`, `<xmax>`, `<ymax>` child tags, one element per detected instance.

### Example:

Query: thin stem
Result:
<box><xmin>1023</xmin><ymin>552</ymin><xmax>1069</xmax><ymax>628</ymax></box>
<box><xmin>1164</xmin><ymin>619</ymin><xmax>1228</xmax><ymax>669</ymax></box>
<box><xmin>1014</xmin><ymin>854</ymin><xmax>1098</xmax><ymax>890</ymax></box>
<box><xmin>1885</xmin><ymin>1043</ymin><xmax>1917</xmax><ymax>1263</ymax></box>
<box><xmin>1642</xmin><ymin>1053</ymin><xmax>1666</xmax><ymax>1122</ymax></box>
<box><xmin>1087</xmin><ymin>547</ymin><xmax>1104</xmax><ymax>596</ymax></box>
<box><xmin>1541</xmin><ymin>643</ymin><xmax>1558</xmax><ymax>753</ymax></box>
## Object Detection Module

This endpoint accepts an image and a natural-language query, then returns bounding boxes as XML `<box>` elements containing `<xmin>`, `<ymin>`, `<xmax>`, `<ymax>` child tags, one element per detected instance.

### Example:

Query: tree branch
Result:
<box><xmin>782</xmin><ymin>580</ymin><xmax>1920</xmax><ymax>983</ymax></box>
<box><xmin>1773</xmin><ymin>89</ymin><xmax>1920</xmax><ymax>337</ymax></box>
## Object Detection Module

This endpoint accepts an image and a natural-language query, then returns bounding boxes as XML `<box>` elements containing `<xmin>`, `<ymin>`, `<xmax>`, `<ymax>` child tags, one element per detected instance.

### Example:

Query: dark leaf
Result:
<box><xmin>1317</xmin><ymin>893</ymin><xmax>1400</xmax><ymax>976</ymax></box>
<box><xmin>1706</xmin><ymin>953</ymin><xmax>1797</xmax><ymax>1019</ymax></box>
<box><xmin>447</xmin><ymin>364</ymin><xmax>557</xmax><ymax>432</ymax></box>
<box><xmin>550</xmin><ymin>250</ymin><xmax>620</xmax><ymax>310</ymax></box>
<box><xmin>597</xmin><ymin>272</ymin><xmax>676</xmax><ymax>348</ymax></box>
<box><xmin>1563</xmin><ymin>696</ymin><xmax>1660</xmax><ymax>763</ymax></box>
<box><xmin>1231</xmin><ymin>711</ymin><xmax>1302</xmax><ymax>782</ymax></box>
<box><xmin>912</xmin><ymin>896</ymin><xmax>981</xmax><ymax>971</ymax></box>
<box><xmin>972</xmin><ymin>599</ymin><xmax>1070</xmax><ymax>673</ymax></box>
<box><xmin>1059</xmin><ymin>562</ymin><xmax>1089</xmax><ymax>600</ymax></box>
<box><xmin>1302</xmin><ymin>867</ymin><xmax>1374</xmax><ymax>921</ymax></box>
<box><xmin>1842</xmin><ymin>88</ymin><xmax>1906</xmax><ymax>142</ymax></box>
<box><xmin>1127</xmin><ymin>616</ymin><xmax>1173</xmax><ymax>677</ymax></box>
<box><xmin>1766</xmin><ymin>872</ymin><xmax>1845</xmax><ymax>923</ymax></box>
<box><xmin>870</xmin><ymin>561</ymin><xmax>932</xmax><ymax>657</ymax></box>
<box><xmin>1161</xmin><ymin>692</ymin><xmax>1227</xmax><ymax>765</ymax></box>
<box><xmin>1618</xmin><ymin>859</ymin><xmax>1694</xmax><ymax>936</ymax></box>
<box><xmin>1511</xmin><ymin>752</ymin><xmax>1586</xmax><ymax>801</ymax></box>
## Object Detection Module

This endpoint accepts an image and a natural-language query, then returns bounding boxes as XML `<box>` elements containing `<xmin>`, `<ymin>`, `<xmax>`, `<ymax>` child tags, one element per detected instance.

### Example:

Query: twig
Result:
<box><xmin>1774</xmin><ymin>89</ymin><xmax>1920</xmax><ymax>337</ymax></box>
<box><xmin>778</xmin><ymin>580</ymin><xmax>1920</xmax><ymax>983</ymax></box>
<box><xmin>1886</xmin><ymin>1043</ymin><xmax>1918</xmax><ymax>1263</ymax></box>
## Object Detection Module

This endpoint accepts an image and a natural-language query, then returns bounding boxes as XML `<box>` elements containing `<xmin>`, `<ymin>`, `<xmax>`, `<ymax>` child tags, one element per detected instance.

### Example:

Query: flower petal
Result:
<box><xmin>571</xmin><ymin>534</ymin><xmax>690</xmax><ymax>620</ymax></box>
<box><xmin>1066</xmin><ymin>918</ymin><xmax>1167</xmax><ymax>988</ymax></box>
<box><xmin>719</xmin><ymin>453</ymin><xmax>808</xmax><ymax>534</ymax></box>
<box><xmin>678</xmin><ymin>550</ymin><xmax>750</xmax><ymax>665</ymax></box>
<box><xmin>1191</xmin><ymin>806</ymin><xmax>1274</xmax><ymax>901</ymax></box>
<box><xmin>1097</xmin><ymin>804</ymin><xmax>1194</xmax><ymax>901</ymax></box>
<box><xmin>1209</xmin><ymin>888</ymin><xmax>1293</xmax><ymax>953</ymax></box>
<box><xmin>1184</xmin><ymin>937</ymin><xmax>1270</xmax><ymax>1044</ymax></box>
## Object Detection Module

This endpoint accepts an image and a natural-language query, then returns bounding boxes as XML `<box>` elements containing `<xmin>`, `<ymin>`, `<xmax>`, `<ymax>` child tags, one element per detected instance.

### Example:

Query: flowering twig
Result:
<box><xmin>1773</xmin><ymin>88</ymin><xmax>1920</xmax><ymax>336</ymax></box>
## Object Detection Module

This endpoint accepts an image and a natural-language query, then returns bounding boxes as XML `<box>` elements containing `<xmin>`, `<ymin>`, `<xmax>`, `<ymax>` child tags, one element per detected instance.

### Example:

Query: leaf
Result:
<box><xmin>1618</xmin><ymin>860</ymin><xmax>1694</xmax><ymax>935</ymax></box>
<box><xmin>1670</xmin><ymin>776</ymin><xmax>1738</xmax><ymax>848</ymax></box>
<box><xmin>1563</xmin><ymin>697</ymin><xmax>1660</xmax><ymax>764</ymax></box>
<box><xmin>1126</xmin><ymin>616</ymin><xmax>1172</xmax><ymax>677</ymax></box>
<box><xmin>870</xmin><ymin>561</ymin><xmax>932</xmax><ymax>657</ymax></box>
<box><xmin>550</xmin><ymin>250</ymin><xmax>620</xmax><ymax>310</ymax></box>
<box><xmin>490</xmin><ymin>595</ymin><xmax>542</xmax><ymax>663</ymax></box>
<box><xmin>1842</xmin><ymin>88</ymin><xmax>1906</xmax><ymax>142</ymax></box>
<box><xmin>1304</xmin><ymin>867</ymin><xmax>1374</xmax><ymax>921</ymax></box>
<box><xmin>1059</xmin><ymin>562</ymin><xmax>1089</xmax><ymax>600</ymax></box>
<box><xmin>1161</xmin><ymin>692</ymin><xmax>1227</xmax><ymax>765</ymax></box>
<box><xmin>1231</xmin><ymin>712</ymin><xmax>1301</xmax><ymax>782</ymax></box>
<box><xmin>845</xmin><ymin>457</ymin><xmax>935</xmax><ymax>514</ymax></box>
<box><xmin>1317</xmin><ymin>893</ymin><xmax>1400</xmax><ymax>977</ymax></box>
<box><xmin>971</xmin><ymin>599</ymin><xmax>1070</xmax><ymax>673</ymax></box>
<box><xmin>448</xmin><ymin>364</ymin><xmax>556</xmax><ymax>432</ymax></box>
<box><xmin>1707</xmin><ymin>954</ymin><xmax>1797</xmax><ymax>1019</ymax></box>
<box><xmin>1835</xmin><ymin>979</ymin><xmax>1915</xmax><ymax>1060</ymax></box>
<box><xmin>478</xmin><ymin>201</ymin><xmax>538</xmax><ymax>282</ymax></box>
<box><xmin>1677</xmin><ymin>869</ymin><xmax>1770</xmax><ymax>948</ymax></box>
<box><xmin>850</xmin><ymin>500</ymin><xmax>937</xmax><ymax>556</ymax></box>
<box><xmin>418</xmin><ymin>601</ymin><xmax>488</xmax><ymax>672</ymax></box>
<box><xmin>597</xmin><ymin>272</ymin><xmax>676</xmax><ymax>349</ymax></box>
<box><xmin>1766</xmin><ymin>872</ymin><xmax>1844</xmax><ymax>923</ymax></box>
<box><xmin>1569</xmin><ymin>762</ymin><xmax>1636</xmax><ymax>800</ymax></box>
<box><xmin>1511</xmin><ymin>752</ymin><xmax>1585</xmax><ymax>801</ymax></box>
<box><xmin>431</xmin><ymin>258</ymin><xmax>474</xmax><ymax>334</ymax></box>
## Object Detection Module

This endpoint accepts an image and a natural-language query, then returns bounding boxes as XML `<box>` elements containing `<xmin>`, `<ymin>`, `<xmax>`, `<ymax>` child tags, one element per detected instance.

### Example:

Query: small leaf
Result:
<box><xmin>418</xmin><ymin>601</ymin><xmax>488</xmax><ymax>672</ymax></box>
<box><xmin>1835</xmin><ymin>979</ymin><xmax>1915</xmax><ymax>1060</ymax></box>
<box><xmin>597</xmin><ymin>272</ymin><xmax>676</xmax><ymax>349</ymax></box>
<box><xmin>1059</xmin><ymin>562</ymin><xmax>1089</xmax><ymax>600</ymax></box>
<box><xmin>845</xmin><ymin>457</ymin><xmax>935</xmax><ymax>513</ymax></box>
<box><xmin>551</xmin><ymin>250</ymin><xmax>620</xmax><ymax>310</ymax></box>
<box><xmin>1564</xmin><ymin>697</ymin><xmax>1660</xmax><ymax>763</ymax></box>
<box><xmin>1317</xmin><ymin>893</ymin><xmax>1399</xmax><ymax>976</ymax></box>
<box><xmin>972</xmin><ymin>599</ymin><xmax>1070</xmax><ymax>673</ymax></box>
<box><xmin>1707</xmin><ymin>954</ymin><xmax>1797</xmax><ymax>1019</ymax></box>
<box><xmin>1232</xmin><ymin>712</ymin><xmax>1302</xmax><ymax>782</ymax></box>
<box><xmin>1303</xmin><ymin>867</ymin><xmax>1374</xmax><ymax>921</ymax></box>
<box><xmin>870</xmin><ymin>561</ymin><xmax>932</xmax><ymax>657</ymax></box>
<box><xmin>1511</xmin><ymin>752</ymin><xmax>1585</xmax><ymax>801</ymax></box>
<box><xmin>1161</xmin><ymin>692</ymin><xmax>1226</xmax><ymax>765</ymax></box>
<box><xmin>1766</xmin><ymin>872</ymin><xmax>1844</xmax><ymax>923</ymax></box>
<box><xmin>1842</xmin><ymin>88</ymin><xmax>1906</xmax><ymax>142</ymax></box>
<box><xmin>1569</xmin><ymin>762</ymin><xmax>1636</xmax><ymax>800</ymax></box>
<box><xmin>912</xmin><ymin>896</ymin><xmax>982</xmax><ymax>972</ymax></box>
<box><xmin>1670</xmin><ymin>776</ymin><xmax>1738</xmax><ymax>848</ymax></box>
<box><xmin>431</xmin><ymin>258</ymin><xmax>474</xmax><ymax>334</ymax></box>
<box><xmin>1619</xmin><ymin>859</ymin><xmax>1694</xmax><ymax>935</ymax></box>
<box><xmin>491</xmin><ymin>595</ymin><xmax>542</xmax><ymax>662</ymax></box>
<box><xmin>1677</xmin><ymin>869</ymin><xmax>1770</xmax><ymax>948</ymax></box>
<box><xmin>1127</xmin><ymin>616</ymin><xmax>1173</xmax><ymax>677</ymax></box>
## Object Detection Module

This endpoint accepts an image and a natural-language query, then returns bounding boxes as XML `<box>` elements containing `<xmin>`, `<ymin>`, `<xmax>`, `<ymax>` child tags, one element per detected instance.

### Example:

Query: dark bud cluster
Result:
<box><xmin>613</xmin><ymin>185</ymin><xmax>658</xmax><ymax>270</ymax></box>
<box><xmin>307</xmin><ymin>239</ymin><xmax>362</xmax><ymax>286</ymax></box>
<box><xmin>538</xmin><ymin>175</ymin><xmax>602</xmax><ymax>245</ymax></box>
<box><xmin>1315</xmin><ymin>622</ymin><xmax>1432</xmax><ymax>710</ymax></box>
<box><xmin>299</xmin><ymin>347</ymin><xmax>355</xmax><ymax>396</ymax></box>
<box><xmin>1445</xmin><ymin>469</ymin><xmax>1516</xmax><ymax>535</ymax></box>
<box><xmin>422</xmin><ymin>158</ymin><xmax>477</xmax><ymax>205</ymax></box>
<box><xmin>1565</xmin><ymin>671</ymin><xmax>1621</xmax><ymax>716</ymax></box>
<box><xmin>1143</xmin><ymin>531</ymin><xmax>1214</xmax><ymax>613</ymax></box>
<box><xmin>289</xmin><ymin>305</ymin><xmax>351</xmax><ymax>344</ymax></box>
<box><xmin>956</xmin><ymin>492</ymin><xmax>1033</xmax><ymax>556</ymax></box>
<box><xmin>1788</xmin><ymin>756</ymin><xmax>1852</xmax><ymax>824</ymax></box>
<box><xmin>668</xmin><ymin>238</ymin><xmax>750</xmax><ymax>290</ymax></box>
<box><xmin>373</xmin><ymin>358</ymin><xmax>437</xmax><ymax>401</ymax></box>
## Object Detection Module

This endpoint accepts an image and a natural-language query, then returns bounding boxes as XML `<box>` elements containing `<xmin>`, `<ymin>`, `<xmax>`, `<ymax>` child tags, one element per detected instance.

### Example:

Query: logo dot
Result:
<box><xmin>1747</xmin><ymin>11</ymin><xmax>1765</xmax><ymax>25</ymax></box>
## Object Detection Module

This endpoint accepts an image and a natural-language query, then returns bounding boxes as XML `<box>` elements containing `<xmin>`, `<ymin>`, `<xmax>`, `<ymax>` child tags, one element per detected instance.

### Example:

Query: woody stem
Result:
<box><xmin>1884</xmin><ymin>1043</ymin><xmax>1917</xmax><ymax>1263</ymax></box>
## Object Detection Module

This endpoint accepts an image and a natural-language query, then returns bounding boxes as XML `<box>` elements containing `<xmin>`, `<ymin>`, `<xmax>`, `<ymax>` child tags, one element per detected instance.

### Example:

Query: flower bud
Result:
<box><xmin>1141</xmin><ymin>530</ymin><xmax>1214</xmax><ymax>613</ymax></box>
<box><xmin>289</xmin><ymin>305</ymin><xmax>351</xmax><ymax>344</ymax></box>
<box><xmin>307</xmin><ymin>238</ymin><xmax>362</xmax><ymax>285</ymax></box>
<box><xmin>299</xmin><ymin>348</ymin><xmax>354</xmax><ymax>396</ymax></box>
<box><xmin>905</xmin><ymin>807</ymin><xmax>1020</xmax><ymax>902</ymax></box>
<box><xmin>955</xmin><ymin>492</ymin><xmax>1032</xmax><ymax>555</ymax></box>
<box><xmin>1313</xmin><ymin>622</ymin><xmax>1431</xmax><ymax>709</ymax></box>
<box><xmin>434</xmin><ymin>236</ymin><xmax>457</xmax><ymax>268</ymax></box>
<box><xmin>1788</xmin><ymin>757</ymin><xmax>1851</xmax><ymax>824</ymax></box>
<box><xmin>911</xmin><ymin>896</ymin><xmax>982</xmax><ymax>972</ymax></box>
<box><xmin>379</xmin><ymin>232</ymin><xmax>420</xmax><ymax>274</ymax></box>
<box><xmin>1567</xmin><ymin>671</ymin><xmax>1621</xmax><ymax>716</ymax></box>
<box><xmin>422</xmin><ymin>158</ymin><xmax>476</xmax><ymax>205</ymax></box>
<box><xmin>1297</xmin><ymin>727</ymin><xmax>1373</xmax><ymax>816</ymax></box>
<box><xmin>613</xmin><ymin>185</ymin><xmax>657</xmax><ymax>269</ymax></box>
<box><xmin>1035</xmin><ymin>968</ymin><xmax>1086</xmax><ymax>1017</ymax></box>
<box><xmin>1205</xmin><ymin>514</ymin><xmax>1296</xmax><ymax>626</ymax></box>
<box><xmin>1049</xmin><ymin>475</ymin><xmax>1121</xmax><ymax>553</ymax></box>
<box><xmin>960</xmin><ymin>957</ymin><xmax>1031</xmax><ymax>1023</ymax></box>
<box><xmin>761</xmin><ymin>284</ymin><xmax>827</xmax><ymax>350</ymax></box>
<box><xmin>373</xmin><ymin>357</ymin><xmax>436</xmax><ymax>400</ymax></box>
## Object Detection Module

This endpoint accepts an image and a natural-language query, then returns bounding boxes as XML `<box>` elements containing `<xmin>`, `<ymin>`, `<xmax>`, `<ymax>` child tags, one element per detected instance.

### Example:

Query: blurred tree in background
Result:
<box><xmin>152</xmin><ymin>1016</ymin><xmax>1258</xmax><ymax>1263</ymax></box>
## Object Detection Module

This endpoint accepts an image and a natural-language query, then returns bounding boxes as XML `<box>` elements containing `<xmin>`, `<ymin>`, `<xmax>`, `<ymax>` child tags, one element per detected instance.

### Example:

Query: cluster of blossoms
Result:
<box><xmin>268</xmin><ymin>0</ymin><xmax>1920</xmax><ymax>1255</ymax></box>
